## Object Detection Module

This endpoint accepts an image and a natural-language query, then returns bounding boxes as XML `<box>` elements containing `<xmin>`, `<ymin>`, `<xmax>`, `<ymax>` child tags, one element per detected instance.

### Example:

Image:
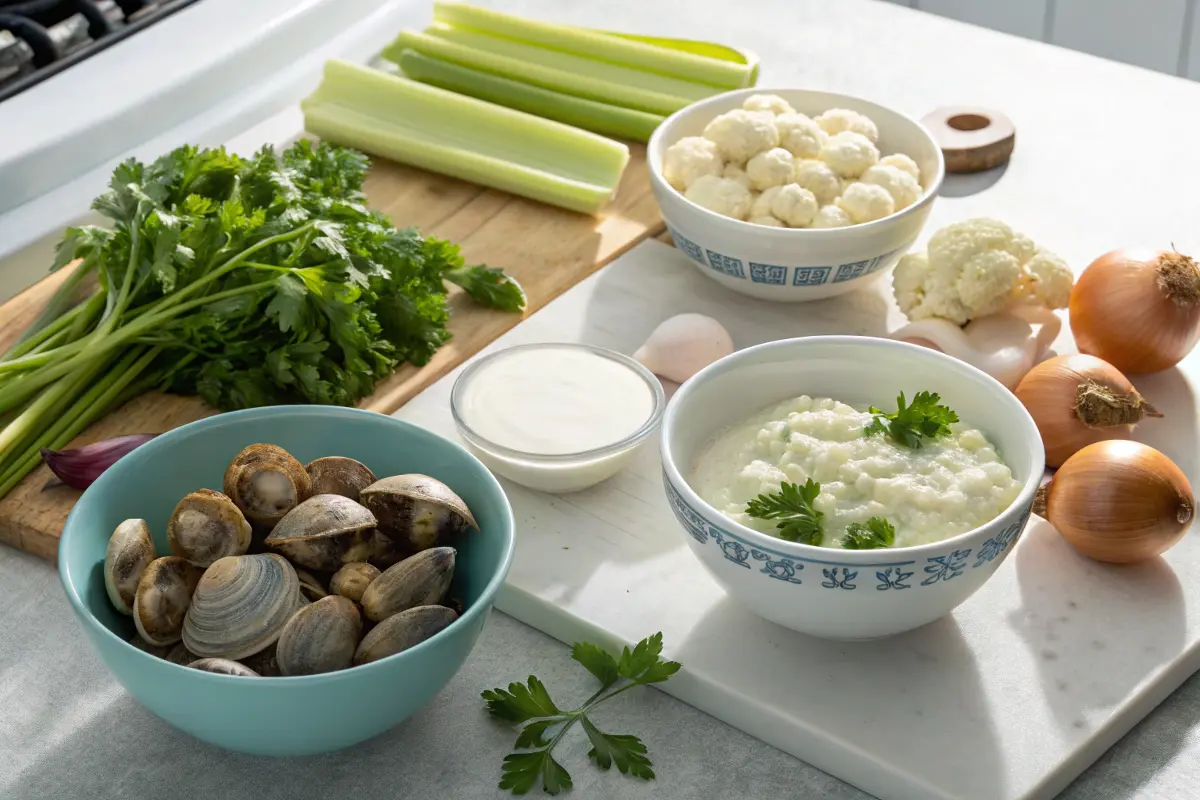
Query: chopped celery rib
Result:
<box><xmin>302</xmin><ymin>60</ymin><xmax>629</xmax><ymax>215</ymax></box>
<box><xmin>423</xmin><ymin>22</ymin><xmax>716</xmax><ymax>103</ymax></box>
<box><xmin>398</xmin><ymin>49</ymin><xmax>663</xmax><ymax>142</ymax></box>
<box><xmin>383</xmin><ymin>29</ymin><xmax>691</xmax><ymax>116</ymax></box>
<box><xmin>433</xmin><ymin>1</ymin><xmax>754</xmax><ymax>89</ymax></box>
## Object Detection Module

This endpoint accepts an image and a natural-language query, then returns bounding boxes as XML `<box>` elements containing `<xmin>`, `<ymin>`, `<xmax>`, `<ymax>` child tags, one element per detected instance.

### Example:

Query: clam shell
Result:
<box><xmin>189</xmin><ymin>658</ymin><xmax>260</xmax><ymax>677</ymax></box>
<box><xmin>277</xmin><ymin>595</ymin><xmax>363</xmax><ymax>676</ymax></box>
<box><xmin>353</xmin><ymin>605</ymin><xmax>457</xmax><ymax>666</ymax></box>
<box><xmin>265</xmin><ymin>494</ymin><xmax>377</xmax><ymax>572</ymax></box>
<box><xmin>224</xmin><ymin>444</ymin><xmax>311</xmax><ymax>527</ymax></box>
<box><xmin>304</xmin><ymin>457</ymin><xmax>377</xmax><ymax>501</ymax></box>
<box><xmin>360</xmin><ymin>547</ymin><xmax>455</xmax><ymax>623</ymax></box>
<box><xmin>167</xmin><ymin>489</ymin><xmax>252</xmax><ymax>567</ymax></box>
<box><xmin>360</xmin><ymin>475</ymin><xmax>477</xmax><ymax>564</ymax></box>
<box><xmin>329</xmin><ymin>562</ymin><xmax>380</xmax><ymax>604</ymax></box>
<box><xmin>133</xmin><ymin>557</ymin><xmax>204</xmax><ymax>647</ymax></box>
<box><xmin>295</xmin><ymin>568</ymin><xmax>329</xmax><ymax>602</ymax></box>
<box><xmin>182</xmin><ymin>553</ymin><xmax>301</xmax><ymax>660</ymax></box>
<box><xmin>105</xmin><ymin>519</ymin><xmax>155</xmax><ymax>614</ymax></box>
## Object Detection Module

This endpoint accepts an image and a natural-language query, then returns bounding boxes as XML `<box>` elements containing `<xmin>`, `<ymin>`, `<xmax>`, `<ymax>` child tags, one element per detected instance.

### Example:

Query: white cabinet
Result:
<box><xmin>917</xmin><ymin>0</ymin><xmax>1048</xmax><ymax>39</ymax></box>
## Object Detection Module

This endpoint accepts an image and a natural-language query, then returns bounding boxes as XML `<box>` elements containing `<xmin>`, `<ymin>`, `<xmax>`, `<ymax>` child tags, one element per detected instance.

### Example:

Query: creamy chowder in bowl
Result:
<box><xmin>690</xmin><ymin>395</ymin><xmax>1021</xmax><ymax>549</ymax></box>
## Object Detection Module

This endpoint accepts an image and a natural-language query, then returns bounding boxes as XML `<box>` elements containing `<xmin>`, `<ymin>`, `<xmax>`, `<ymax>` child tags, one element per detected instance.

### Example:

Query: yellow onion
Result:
<box><xmin>1035</xmin><ymin>440</ymin><xmax>1192</xmax><ymax>563</ymax></box>
<box><xmin>1014</xmin><ymin>354</ymin><xmax>1162</xmax><ymax>467</ymax></box>
<box><xmin>1070</xmin><ymin>248</ymin><xmax>1200</xmax><ymax>373</ymax></box>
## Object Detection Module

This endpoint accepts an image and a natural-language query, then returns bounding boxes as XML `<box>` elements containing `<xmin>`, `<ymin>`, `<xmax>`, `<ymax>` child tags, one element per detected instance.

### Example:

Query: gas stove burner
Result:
<box><xmin>0</xmin><ymin>0</ymin><xmax>202</xmax><ymax>103</ymax></box>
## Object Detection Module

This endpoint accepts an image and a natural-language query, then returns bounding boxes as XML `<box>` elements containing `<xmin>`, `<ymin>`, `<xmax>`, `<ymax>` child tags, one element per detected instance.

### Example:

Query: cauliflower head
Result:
<box><xmin>663</xmin><ymin>136</ymin><xmax>723</xmax><ymax>191</ymax></box>
<box><xmin>743</xmin><ymin>93</ymin><xmax>796</xmax><ymax>116</ymax></box>
<box><xmin>748</xmin><ymin>214</ymin><xmax>785</xmax><ymax>228</ymax></box>
<box><xmin>810</xmin><ymin>204</ymin><xmax>852</xmax><ymax>229</ymax></box>
<box><xmin>746</xmin><ymin>147</ymin><xmax>796</xmax><ymax>190</ymax></box>
<box><xmin>892</xmin><ymin>218</ymin><xmax>1074</xmax><ymax>324</ymax></box>
<box><xmin>685</xmin><ymin>175</ymin><xmax>753</xmax><ymax>220</ymax></box>
<box><xmin>860</xmin><ymin>164</ymin><xmax>922</xmax><ymax>210</ymax></box>
<box><xmin>793</xmin><ymin>159</ymin><xmax>842</xmax><ymax>205</ymax></box>
<box><xmin>769</xmin><ymin>184</ymin><xmax>819</xmax><ymax>227</ymax></box>
<box><xmin>751</xmin><ymin>186</ymin><xmax>780</xmax><ymax>219</ymax></box>
<box><xmin>815</xmin><ymin>108</ymin><xmax>880</xmax><ymax>142</ymax></box>
<box><xmin>703</xmin><ymin>109</ymin><xmax>779</xmax><ymax>164</ymax></box>
<box><xmin>775</xmin><ymin>113</ymin><xmax>826</xmax><ymax>159</ymax></box>
<box><xmin>879</xmin><ymin>153</ymin><xmax>921</xmax><ymax>182</ymax></box>
<box><xmin>819</xmin><ymin>131</ymin><xmax>880</xmax><ymax>178</ymax></box>
<box><xmin>836</xmin><ymin>182</ymin><xmax>894</xmax><ymax>223</ymax></box>
<box><xmin>722</xmin><ymin>163</ymin><xmax>751</xmax><ymax>189</ymax></box>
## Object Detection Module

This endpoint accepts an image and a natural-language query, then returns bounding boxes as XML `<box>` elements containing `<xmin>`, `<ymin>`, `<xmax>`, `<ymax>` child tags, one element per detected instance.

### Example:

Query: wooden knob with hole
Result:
<box><xmin>920</xmin><ymin>106</ymin><xmax>1015</xmax><ymax>173</ymax></box>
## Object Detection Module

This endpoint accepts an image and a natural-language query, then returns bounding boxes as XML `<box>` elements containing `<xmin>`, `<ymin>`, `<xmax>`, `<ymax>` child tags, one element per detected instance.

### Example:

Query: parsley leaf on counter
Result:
<box><xmin>0</xmin><ymin>140</ymin><xmax>525</xmax><ymax>498</ymax></box>
<box><xmin>842</xmin><ymin>517</ymin><xmax>896</xmax><ymax>550</ymax></box>
<box><xmin>483</xmin><ymin>632</ymin><xmax>681</xmax><ymax>796</ymax></box>
<box><xmin>745</xmin><ymin>479</ymin><xmax>824</xmax><ymax>545</ymax></box>
<box><xmin>865</xmin><ymin>391</ymin><xmax>958</xmax><ymax>449</ymax></box>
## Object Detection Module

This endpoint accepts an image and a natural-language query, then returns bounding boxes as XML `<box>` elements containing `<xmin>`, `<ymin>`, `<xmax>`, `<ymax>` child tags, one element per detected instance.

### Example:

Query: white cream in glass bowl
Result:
<box><xmin>660</xmin><ymin>336</ymin><xmax>1042</xmax><ymax>640</ymax></box>
<box><xmin>452</xmin><ymin>343</ymin><xmax>666</xmax><ymax>494</ymax></box>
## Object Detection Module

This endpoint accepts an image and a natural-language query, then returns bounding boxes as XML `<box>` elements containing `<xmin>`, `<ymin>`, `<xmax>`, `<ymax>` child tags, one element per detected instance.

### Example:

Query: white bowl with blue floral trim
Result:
<box><xmin>647</xmin><ymin>88</ymin><xmax>945</xmax><ymax>302</ymax></box>
<box><xmin>660</xmin><ymin>336</ymin><xmax>1042</xmax><ymax>640</ymax></box>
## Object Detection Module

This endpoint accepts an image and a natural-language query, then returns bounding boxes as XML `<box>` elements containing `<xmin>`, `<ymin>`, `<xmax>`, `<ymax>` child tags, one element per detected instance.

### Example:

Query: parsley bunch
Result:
<box><xmin>483</xmin><ymin>632</ymin><xmax>681</xmax><ymax>796</ymax></box>
<box><xmin>744</xmin><ymin>478</ymin><xmax>824</xmax><ymax>545</ymax></box>
<box><xmin>0</xmin><ymin>141</ymin><xmax>524</xmax><ymax>497</ymax></box>
<box><xmin>864</xmin><ymin>390</ymin><xmax>958</xmax><ymax>449</ymax></box>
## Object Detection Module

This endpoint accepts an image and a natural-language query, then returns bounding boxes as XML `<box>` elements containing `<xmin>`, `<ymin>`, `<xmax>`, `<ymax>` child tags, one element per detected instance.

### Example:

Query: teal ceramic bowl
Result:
<box><xmin>58</xmin><ymin>405</ymin><xmax>515</xmax><ymax>756</ymax></box>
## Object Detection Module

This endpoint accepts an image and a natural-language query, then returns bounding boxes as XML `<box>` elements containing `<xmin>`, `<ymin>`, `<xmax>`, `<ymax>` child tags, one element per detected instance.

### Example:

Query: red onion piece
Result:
<box><xmin>40</xmin><ymin>434</ymin><xmax>158</xmax><ymax>490</ymax></box>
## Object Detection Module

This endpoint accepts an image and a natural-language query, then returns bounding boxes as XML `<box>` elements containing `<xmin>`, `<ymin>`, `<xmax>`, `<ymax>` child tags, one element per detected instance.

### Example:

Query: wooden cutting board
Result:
<box><xmin>0</xmin><ymin>148</ymin><xmax>663</xmax><ymax>562</ymax></box>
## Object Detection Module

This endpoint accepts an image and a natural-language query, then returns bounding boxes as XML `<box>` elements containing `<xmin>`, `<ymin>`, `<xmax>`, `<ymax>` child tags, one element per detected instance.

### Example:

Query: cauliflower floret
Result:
<box><xmin>880</xmin><ymin>153</ymin><xmax>921</xmax><ymax>181</ymax></box>
<box><xmin>746</xmin><ymin>147</ymin><xmax>795</xmax><ymax>191</ymax></box>
<box><xmin>811</xmin><ymin>204</ymin><xmax>853</xmax><ymax>229</ymax></box>
<box><xmin>860</xmin><ymin>164</ymin><xmax>922</xmax><ymax>210</ymax></box>
<box><xmin>792</xmin><ymin>159</ymin><xmax>842</xmax><ymax>205</ymax></box>
<box><xmin>815</xmin><ymin>108</ymin><xmax>879</xmax><ymax>142</ymax></box>
<box><xmin>769</xmin><ymin>184</ymin><xmax>819</xmax><ymax>227</ymax></box>
<box><xmin>743</xmin><ymin>93</ymin><xmax>796</xmax><ymax>116</ymax></box>
<box><xmin>890</xmin><ymin>218</ymin><xmax>1075</xmax><ymax>324</ymax></box>
<box><xmin>774</xmin><ymin>113</ymin><xmax>826</xmax><ymax>159</ymax></box>
<box><xmin>748</xmin><ymin>215</ymin><xmax>785</xmax><ymax>228</ymax></box>
<box><xmin>685</xmin><ymin>175</ymin><xmax>753</xmax><ymax>220</ymax></box>
<box><xmin>751</xmin><ymin>186</ymin><xmax>781</xmax><ymax>219</ymax></box>
<box><xmin>722</xmin><ymin>163</ymin><xmax>751</xmax><ymax>189</ymax></box>
<box><xmin>662</xmin><ymin>136</ymin><xmax>723</xmax><ymax>191</ymax></box>
<box><xmin>836</xmin><ymin>182</ymin><xmax>894</xmax><ymax>223</ymax></box>
<box><xmin>819</xmin><ymin>131</ymin><xmax>879</xmax><ymax>178</ymax></box>
<box><xmin>1023</xmin><ymin>249</ymin><xmax>1073</xmax><ymax>308</ymax></box>
<box><xmin>703</xmin><ymin>110</ymin><xmax>779</xmax><ymax>164</ymax></box>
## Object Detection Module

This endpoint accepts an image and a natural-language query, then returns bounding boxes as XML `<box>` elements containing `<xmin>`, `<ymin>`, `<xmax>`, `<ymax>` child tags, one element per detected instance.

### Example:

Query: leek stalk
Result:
<box><xmin>301</xmin><ymin>60</ymin><xmax>629</xmax><ymax>215</ymax></box>
<box><xmin>396</xmin><ymin>50</ymin><xmax>664</xmax><ymax>142</ymax></box>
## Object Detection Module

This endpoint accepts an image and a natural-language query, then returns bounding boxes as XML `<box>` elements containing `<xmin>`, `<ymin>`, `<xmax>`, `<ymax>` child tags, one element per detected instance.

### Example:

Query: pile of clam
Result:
<box><xmin>104</xmin><ymin>444</ymin><xmax>478</xmax><ymax>677</ymax></box>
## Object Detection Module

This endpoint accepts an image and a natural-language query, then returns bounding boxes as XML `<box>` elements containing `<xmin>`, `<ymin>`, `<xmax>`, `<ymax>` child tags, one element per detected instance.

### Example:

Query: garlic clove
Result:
<box><xmin>633</xmin><ymin>314</ymin><xmax>734</xmax><ymax>385</ymax></box>
<box><xmin>41</xmin><ymin>434</ymin><xmax>158</xmax><ymax>489</ymax></box>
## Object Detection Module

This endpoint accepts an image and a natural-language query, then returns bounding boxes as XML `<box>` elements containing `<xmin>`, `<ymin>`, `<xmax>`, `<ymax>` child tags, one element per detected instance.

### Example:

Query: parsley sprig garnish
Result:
<box><xmin>864</xmin><ymin>391</ymin><xmax>958</xmax><ymax>449</ymax></box>
<box><xmin>744</xmin><ymin>479</ymin><xmax>824</xmax><ymax>545</ymax></box>
<box><xmin>842</xmin><ymin>516</ymin><xmax>896</xmax><ymax>549</ymax></box>
<box><xmin>483</xmin><ymin>633</ymin><xmax>681</xmax><ymax>796</ymax></box>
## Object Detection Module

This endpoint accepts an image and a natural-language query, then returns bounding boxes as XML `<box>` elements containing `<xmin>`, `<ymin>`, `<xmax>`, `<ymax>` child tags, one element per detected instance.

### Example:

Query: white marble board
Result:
<box><xmin>394</xmin><ymin>240</ymin><xmax>1200</xmax><ymax>800</ymax></box>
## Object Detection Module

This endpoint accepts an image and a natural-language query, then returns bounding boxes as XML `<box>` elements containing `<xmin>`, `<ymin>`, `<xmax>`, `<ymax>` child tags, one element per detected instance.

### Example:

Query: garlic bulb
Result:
<box><xmin>891</xmin><ymin>304</ymin><xmax>1061</xmax><ymax>389</ymax></box>
<box><xmin>634</xmin><ymin>314</ymin><xmax>734</xmax><ymax>384</ymax></box>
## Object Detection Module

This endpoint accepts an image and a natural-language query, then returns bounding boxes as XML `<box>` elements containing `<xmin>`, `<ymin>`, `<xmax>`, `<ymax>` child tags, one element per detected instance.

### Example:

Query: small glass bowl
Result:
<box><xmin>450</xmin><ymin>343</ymin><xmax>667</xmax><ymax>494</ymax></box>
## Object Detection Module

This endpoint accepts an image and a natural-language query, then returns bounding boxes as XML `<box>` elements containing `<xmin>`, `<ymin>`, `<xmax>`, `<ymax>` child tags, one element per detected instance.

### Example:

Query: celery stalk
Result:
<box><xmin>422</xmin><ymin>22</ymin><xmax>716</xmax><ymax>103</ymax></box>
<box><xmin>302</xmin><ymin>60</ymin><xmax>629</xmax><ymax>215</ymax></box>
<box><xmin>433</xmin><ymin>2</ymin><xmax>754</xmax><ymax>89</ymax></box>
<box><xmin>384</xmin><ymin>29</ymin><xmax>691</xmax><ymax>116</ymax></box>
<box><xmin>397</xmin><ymin>49</ymin><xmax>663</xmax><ymax>142</ymax></box>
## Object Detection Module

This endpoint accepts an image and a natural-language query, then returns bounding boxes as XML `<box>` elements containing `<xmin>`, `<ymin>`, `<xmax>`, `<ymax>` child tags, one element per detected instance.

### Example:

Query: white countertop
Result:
<box><xmin>3</xmin><ymin>1</ymin><xmax>1200</xmax><ymax>798</ymax></box>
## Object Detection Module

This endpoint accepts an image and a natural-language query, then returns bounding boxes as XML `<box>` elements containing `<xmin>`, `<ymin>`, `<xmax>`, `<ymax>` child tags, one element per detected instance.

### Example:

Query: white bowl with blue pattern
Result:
<box><xmin>647</xmin><ymin>88</ymin><xmax>945</xmax><ymax>302</ymax></box>
<box><xmin>661</xmin><ymin>336</ymin><xmax>1042</xmax><ymax>640</ymax></box>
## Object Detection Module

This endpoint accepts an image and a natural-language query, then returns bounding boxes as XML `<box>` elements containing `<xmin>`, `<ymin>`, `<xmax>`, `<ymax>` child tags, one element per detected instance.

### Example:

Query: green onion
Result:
<box><xmin>301</xmin><ymin>60</ymin><xmax>629</xmax><ymax>215</ymax></box>
<box><xmin>432</xmin><ymin>2</ymin><xmax>756</xmax><ymax>89</ymax></box>
<box><xmin>396</xmin><ymin>49</ymin><xmax>663</xmax><ymax>142</ymax></box>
